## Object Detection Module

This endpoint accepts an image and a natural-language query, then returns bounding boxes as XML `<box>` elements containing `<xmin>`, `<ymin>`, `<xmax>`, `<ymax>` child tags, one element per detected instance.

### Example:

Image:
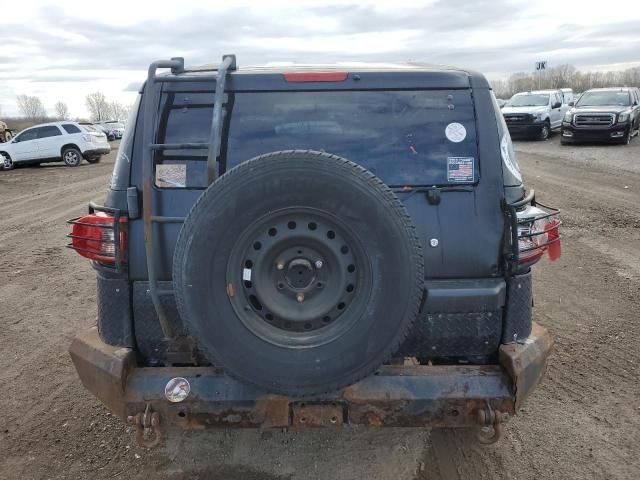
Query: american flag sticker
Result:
<box><xmin>447</xmin><ymin>157</ymin><xmax>474</xmax><ymax>182</ymax></box>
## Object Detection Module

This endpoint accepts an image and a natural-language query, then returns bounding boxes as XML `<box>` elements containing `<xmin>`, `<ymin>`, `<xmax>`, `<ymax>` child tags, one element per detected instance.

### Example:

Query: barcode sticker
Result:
<box><xmin>242</xmin><ymin>268</ymin><xmax>252</xmax><ymax>281</ymax></box>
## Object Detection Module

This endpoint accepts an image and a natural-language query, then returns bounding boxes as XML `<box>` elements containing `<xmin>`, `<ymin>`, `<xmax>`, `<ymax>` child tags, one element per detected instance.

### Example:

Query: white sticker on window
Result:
<box><xmin>156</xmin><ymin>164</ymin><xmax>186</xmax><ymax>188</ymax></box>
<box><xmin>242</xmin><ymin>268</ymin><xmax>252</xmax><ymax>282</ymax></box>
<box><xmin>445</xmin><ymin>122</ymin><xmax>466</xmax><ymax>143</ymax></box>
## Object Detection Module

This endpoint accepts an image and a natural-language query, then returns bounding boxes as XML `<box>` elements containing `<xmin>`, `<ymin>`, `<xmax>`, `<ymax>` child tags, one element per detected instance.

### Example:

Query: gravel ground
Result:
<box><xmin>0</xmin><ymin>134</ymin><xmax>639</xmax><ymax>479</ymax></box>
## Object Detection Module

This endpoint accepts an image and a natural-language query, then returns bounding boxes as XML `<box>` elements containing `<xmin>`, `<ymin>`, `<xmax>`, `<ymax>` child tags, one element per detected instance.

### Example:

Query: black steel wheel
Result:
<box><xmin>227</xmin><ymin>207</ymin><xmax>369</xmax><ymax>347</ymax></box>
<box><xmin>173</xmin><ymin>150</ymin><xmax>424</xmax><ymax>395</ymax></box>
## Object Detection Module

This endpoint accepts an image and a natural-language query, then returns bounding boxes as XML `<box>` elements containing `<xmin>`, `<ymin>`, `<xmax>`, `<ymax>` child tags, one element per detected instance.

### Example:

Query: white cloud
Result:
<box><xmin>0</xmin><ymin>0</ymin><xmax>639</xmax><ymax>117</ymax></box>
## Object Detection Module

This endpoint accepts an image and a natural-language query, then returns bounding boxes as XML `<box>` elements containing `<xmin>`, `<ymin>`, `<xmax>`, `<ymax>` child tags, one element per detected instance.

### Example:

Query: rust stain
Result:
<box><xmin>255</xmin><ymin>395</ymin><xmax>290</xmax><ymax>428</ymax></box>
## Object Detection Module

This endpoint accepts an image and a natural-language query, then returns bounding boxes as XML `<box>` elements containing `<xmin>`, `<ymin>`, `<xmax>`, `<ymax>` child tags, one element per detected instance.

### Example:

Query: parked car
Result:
<box><xmin>501</xmin><ymin>89</ymin><xmax>569</xmax><ymax>140</ymax></box>
<box><xmin>0</xmin><ymin>121</ymin><xmax>110</xmax><ymax>169</ymax></box>
<box><xmin>97</xmin><ymin>121</ymin><xmax>125</xmax><ymax>139</ymax></box>
<box><xmin>67</xmin><ymin>56</ymin><xmax>560</xmax><ymax>447</ymax></box>
<box><xmin>80</xmin><ymin>122</ymin><xmax>116</xmax><ymax>141</ymax></box>
<box><xmin>561</xmin><ymin>87</ymin><xmax>640</xmax><ymax>145</ymax></box>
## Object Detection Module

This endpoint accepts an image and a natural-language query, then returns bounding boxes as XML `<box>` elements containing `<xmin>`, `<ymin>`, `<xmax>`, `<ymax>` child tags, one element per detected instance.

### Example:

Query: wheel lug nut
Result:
<box><xmin>315</xmin><ymin>260</ymin><xmax>323</xmax><ymax>269</ymax></box>
<box><xmin>276</xmin><ymin>261</ymin><xmax>285</xmax><ymax>270</ymax></box>
<box><xmin>296</xmin><ymin>293</ymin><xmax>305</xmax><ymax>303</ymax></box>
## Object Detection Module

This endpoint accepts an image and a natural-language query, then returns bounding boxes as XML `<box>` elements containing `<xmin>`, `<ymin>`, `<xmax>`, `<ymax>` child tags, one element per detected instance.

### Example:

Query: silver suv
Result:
<box><xmin>502</xmin><ymin>89</ymin><xmax>569</xmax><ymax>140</ymax></box>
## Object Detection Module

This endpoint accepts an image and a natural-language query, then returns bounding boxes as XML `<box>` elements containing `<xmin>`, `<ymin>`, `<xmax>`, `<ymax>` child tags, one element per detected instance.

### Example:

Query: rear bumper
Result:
<box><xmin>82</xmin><ymin>147</ymin><xmax>111</xmax><ymax>158</ymax></box>
<box><xmin>70</xmin><ymin>323</ymin><xmax>553</xmax><ymax>429</ymax></box>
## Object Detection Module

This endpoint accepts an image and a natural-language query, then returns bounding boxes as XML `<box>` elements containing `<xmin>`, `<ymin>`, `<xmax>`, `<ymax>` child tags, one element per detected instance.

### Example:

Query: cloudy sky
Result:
<box><xmin>1</xmin><ymin>0</ymin><xmax>639</xmax><ymax>118</ymax></box>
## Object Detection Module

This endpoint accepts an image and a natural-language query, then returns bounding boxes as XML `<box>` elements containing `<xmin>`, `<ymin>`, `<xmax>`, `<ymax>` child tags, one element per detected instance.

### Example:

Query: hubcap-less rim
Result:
<box><xmin>226</xmin><ymin>207</ymin><xmax>371</xmax><ymax>348</ymax></box>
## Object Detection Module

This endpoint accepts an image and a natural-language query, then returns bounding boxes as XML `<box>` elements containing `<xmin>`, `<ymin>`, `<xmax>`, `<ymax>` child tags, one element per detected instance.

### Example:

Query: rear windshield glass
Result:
<box><xmin>62</xmin><ymin>124</ymin><xmax>81</xmax><ymax>134</ymax></box>
<box><xmin>158</xmin><ymin>90</ymin><xmax>479</xmax><ymax>188</ymax></box>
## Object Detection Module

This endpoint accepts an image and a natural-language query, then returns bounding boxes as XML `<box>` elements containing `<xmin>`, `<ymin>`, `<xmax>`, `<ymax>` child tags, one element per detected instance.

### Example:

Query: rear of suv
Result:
<box><xmin>0</xmin><ymin>121</ymin><xmax>110</xmax><ymax>170</ymax></box>
<box><xmin>67</xmin><ymin>56</ymin><xmax>560</xmax><ymax>447</ymax></box>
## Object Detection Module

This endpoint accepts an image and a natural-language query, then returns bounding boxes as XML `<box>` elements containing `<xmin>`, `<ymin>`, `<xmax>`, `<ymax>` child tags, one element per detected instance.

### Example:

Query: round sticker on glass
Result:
<box><xmin>445</xmin><ymin>123</ymin><xmax>466</xmax><ymax>143</ymax></box>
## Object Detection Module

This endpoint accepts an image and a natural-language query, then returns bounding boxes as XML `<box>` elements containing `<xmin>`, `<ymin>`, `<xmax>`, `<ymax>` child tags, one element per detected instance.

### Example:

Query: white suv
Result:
<box><xmin>0</xmin><ymin>121</ymin><xmax>111</xmax><ymax>170</ymax></box>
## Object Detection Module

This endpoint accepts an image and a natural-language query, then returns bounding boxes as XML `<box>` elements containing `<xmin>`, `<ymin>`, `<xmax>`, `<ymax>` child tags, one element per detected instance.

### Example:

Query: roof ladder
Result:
<box><xmin>141</xmin><ymin>55</ymin><xmax>237</xmax><ymax>339</ymax></box>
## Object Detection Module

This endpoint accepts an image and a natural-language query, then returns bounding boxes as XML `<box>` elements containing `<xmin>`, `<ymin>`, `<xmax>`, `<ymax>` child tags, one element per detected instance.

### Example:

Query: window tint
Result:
<box><xmin>36</xmin><ymin>126</ymin><xmax>62</xmax><ymax>139</ymax></box>
<box><xmin>15</xmin><ymin>129</ymin><xmax>38</xmax><ymax>142</ymax></box>
<box><xmin>157</xmin><ymin>90</ymin><xmax>479</xmax><ymax>188</ymax></box>
<box><xmin>62</xmin><ymin>124</ymin><xmax>81</xmax><ymax>134</ymax></box>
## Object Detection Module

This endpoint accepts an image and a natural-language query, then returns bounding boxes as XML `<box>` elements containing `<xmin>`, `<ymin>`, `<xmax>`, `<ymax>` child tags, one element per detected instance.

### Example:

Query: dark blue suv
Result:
<box><xmin>68</xmin><ymin>56</ymin><xmax>560</xmax><ymax>446</ymax></box>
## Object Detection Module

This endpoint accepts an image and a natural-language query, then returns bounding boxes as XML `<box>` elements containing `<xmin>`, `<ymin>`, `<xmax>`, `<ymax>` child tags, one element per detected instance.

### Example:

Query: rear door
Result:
<box><xmin>549</xmin><ymin>92</ymin><xmax>564</xmax><ymax>128</ymax></box>
<box><xmin>132</xmin><ymin>83</ymin><xmax>504</xmax><ymax>280</ymax></box>
<box><xmin>35</xmin><ymin>125</ymin><xmax>64</xmax><ymax>158</ymax></box>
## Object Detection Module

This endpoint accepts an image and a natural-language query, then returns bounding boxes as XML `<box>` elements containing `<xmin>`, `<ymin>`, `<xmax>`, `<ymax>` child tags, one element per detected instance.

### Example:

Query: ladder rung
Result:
<box><xmin>151</xmin><ymin>216</ymin><xmax>186</xmax><ymax>223</ymax></box>
<box><xmin>151</xmin><ymin>143</ymin><xmax>209</xmax><ymax>150</ymax></box>
<box><xmin>154</xmin><ymin>75</ymin><xmax>218</xmax><ymax>83</ymax></box>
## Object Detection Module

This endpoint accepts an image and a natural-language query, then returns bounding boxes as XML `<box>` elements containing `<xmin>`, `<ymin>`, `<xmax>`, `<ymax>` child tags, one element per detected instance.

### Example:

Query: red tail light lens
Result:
<box><xmin>68</xmin><ymin>212</ymin><xmax>127</xmax><ymax>264</ymax></box>
<box><xmin>284</xmin><ymin>72</ymin><xmax>348</xmax><ymax>82</ymax></box>
<box><xmin>517</xmin><ymin>206</ymin><xmax>561</xmax><ymax>265</ymax></box>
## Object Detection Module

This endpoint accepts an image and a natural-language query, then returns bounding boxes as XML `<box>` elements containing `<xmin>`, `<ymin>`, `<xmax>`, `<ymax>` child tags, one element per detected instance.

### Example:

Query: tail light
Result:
<box><xmin>516</xmin><ymin>205</ymin><xmax>561</xmax><ymax>266</ymax></box>
<box><xmin>284</xmin><ymin>72</ymin><xmax>348</xmax><ymax>82</ymax></box>
<box><xmin>67</xmin><ymin>208</ymin><xmax>127</xmax><ymax>267</ymax></box>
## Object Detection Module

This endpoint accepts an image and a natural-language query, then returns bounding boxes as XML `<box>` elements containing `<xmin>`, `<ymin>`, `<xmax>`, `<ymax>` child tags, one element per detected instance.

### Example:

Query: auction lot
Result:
<box><xmin>1</xmin><ymin>135</ymin><xmax>639</xmax><ymax>480</ymax></box>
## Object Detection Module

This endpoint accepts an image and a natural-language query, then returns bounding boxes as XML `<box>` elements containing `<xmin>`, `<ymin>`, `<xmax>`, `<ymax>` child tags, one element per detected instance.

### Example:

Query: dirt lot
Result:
<box><xmin>1</xmin><ymin>135</ymin><xmax>639</xmax><ymax>480</ymax></box>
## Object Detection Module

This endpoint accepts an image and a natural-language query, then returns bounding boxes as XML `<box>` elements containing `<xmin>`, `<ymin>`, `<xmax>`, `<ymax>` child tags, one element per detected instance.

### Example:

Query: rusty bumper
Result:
<box><xmin>69</xmin><ymin>323</ymin><xmax>553</xmax><ymax>429</ymax></box>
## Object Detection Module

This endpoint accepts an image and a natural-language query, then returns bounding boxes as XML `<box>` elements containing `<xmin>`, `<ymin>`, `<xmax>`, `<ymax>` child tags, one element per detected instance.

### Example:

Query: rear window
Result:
<box><xmin>62</xmin><ymin>124</ymin><xmax>81</xmax><ymax>134</ymax></box>
<box><xmin>157</xmin><ymin>90</ymin><xmax>479</xmax><ymax>188</ymax></box>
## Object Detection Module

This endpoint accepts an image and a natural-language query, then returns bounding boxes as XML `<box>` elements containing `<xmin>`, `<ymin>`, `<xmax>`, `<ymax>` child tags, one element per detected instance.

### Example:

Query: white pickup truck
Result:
<box><xmin>501</xmin><ymin>89</ymin><xmax>571</xmax><ymax>140</ymax></box>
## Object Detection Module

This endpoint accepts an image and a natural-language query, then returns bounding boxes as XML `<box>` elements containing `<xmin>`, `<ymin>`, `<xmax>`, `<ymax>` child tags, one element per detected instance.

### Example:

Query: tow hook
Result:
<box><xmin>128</xmin><ymin>403</ymin><xmax>161</xmax><ymax>448</ymax></box>
<box><xmin>476</xmin><ymin>403</ymin><xmax>509</xmax><ymax>445</ymax></box>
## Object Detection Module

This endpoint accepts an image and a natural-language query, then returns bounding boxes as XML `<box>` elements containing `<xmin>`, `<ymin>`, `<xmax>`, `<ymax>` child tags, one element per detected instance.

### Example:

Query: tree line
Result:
<box><xmin>490</xmin><ymin>64</ymin><xmax>640</xmax><ymax>99</ymax></box>
<box><xmin>10</xmin><ymin>92</ymin><xmax>131</xmax><ymax>123</ymax></box>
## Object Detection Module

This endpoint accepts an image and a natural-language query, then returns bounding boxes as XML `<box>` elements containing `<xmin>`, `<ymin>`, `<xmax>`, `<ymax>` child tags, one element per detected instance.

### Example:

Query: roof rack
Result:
<box><xmin>141</xmin><ymin>55</ymin><xmax>237</xmax><ymax>339</ymax></box>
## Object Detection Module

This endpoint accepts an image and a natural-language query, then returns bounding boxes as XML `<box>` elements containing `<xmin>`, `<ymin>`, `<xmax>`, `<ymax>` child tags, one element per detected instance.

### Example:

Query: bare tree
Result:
<box><xmin>108</xmin><ymin>101</ymin><xmax>128</xmax><ymax>121</ymax></box>
<box><xmin>490</xmin><ymin>65</ymin><xmax>640</xmax><ymax>99</ymax></box>
<box><xmin>86</xmin><ymin>92</ymin><xmax>110</xmax><ymax>121</ymax></box>
<box><xmin>54</xmin><ymin>101</ymin><xmax>70</xmax><ymax>120</ymax></box>
<box><xmin>16</xmin><ymin>94</ymin><xmax>47</xmax><ymax>120</ymax></box>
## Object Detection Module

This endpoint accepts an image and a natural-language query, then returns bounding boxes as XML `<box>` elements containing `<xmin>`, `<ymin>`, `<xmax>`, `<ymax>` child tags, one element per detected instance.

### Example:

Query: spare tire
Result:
<box><xmin>173</xmin><ymin>150</ymin><xmax>424</xmax><ymax>395</ymax></box>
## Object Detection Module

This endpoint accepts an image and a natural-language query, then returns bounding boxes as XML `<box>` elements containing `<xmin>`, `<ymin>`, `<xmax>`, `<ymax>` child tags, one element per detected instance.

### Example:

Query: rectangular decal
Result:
<box><xmin>447</xmin><ymin>157</ymin><xmax>474</xmax><ymax>183</ymax></box>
